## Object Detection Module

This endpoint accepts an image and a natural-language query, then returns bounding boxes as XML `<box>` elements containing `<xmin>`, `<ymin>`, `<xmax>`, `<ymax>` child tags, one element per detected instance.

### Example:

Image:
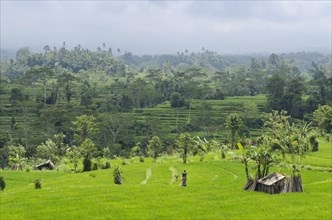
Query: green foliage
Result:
<box><xmin>113</xmin><ymin>165</ymin><xmax>123</xmax><ymax>184</ymax></box>
<box><xmin>262</xmin><ymin>110</ymin><xmax>316</xmax><ymax>176</ymax></box>
<box><xmin>130</xmin><ymin>143</ymin><xmax>143</xmax><ymax>157</ymax></box>
<box><xmin>147</xmin><ymin>136</ymin><xmax>163</xmax><ymax>160</ymax></box>
<box><xmin>313</xmin><ymin>105</ymin><xmax>332</xmax><ymax>135</ymax></box>
<box><xmin>25</xmin><ymin>165</ymin><xmax>31</xmax><ymax>172</ymax></box>
<box><xmin>36</xmin><ymin>139</ymin><xmax>57</xmax><ymax>160</ymax></box>
<box><xmin>92</xmin><ymin>163</ymin><xmax>98</xmax><ymax>171</ymax></box>
<box><xmin>102</xmin><ymin>161</ymin><xmax>111</xmax><ymax>169</ymax></box>
<box><xmin>266</xmin><ymin>74</ymin><xmax>306</xmax><ymax>118</ymax></box>
<box><xmin>34</xmin><ymin>179</ymin><xmax>41</xmax><ymax>189</ymax></box>
<box><xmin>177</xmin><ymin>133</ymin><xmax>195</xmax><ymax>164</ymax></box>
<box><xmin>72</xmin><ymin>115</ymin><xmax>97</xmax><ymax>144</ymax></box>
<box><xmin>7</xmin><ymin>144</ymin><xmax>26</xmax><ymax>167</ymax></box>
<box><xmin>0</xmin><ymin>44</ymin><xmax>330</xmax><ymax>169</ymax></box>
<box><xmin>80</xmin><ymin>138</ymin><xmax>96</xmax><ymax>158</ymax></box>
<box><xmin>67</xmin><ymin>147</ymin><xmax>81</xmax><ymax>172</ymax></box>
<box><xmin>226</xmin><ymin>113</ymin><xmax>243</xmax><ymax>149</ymax></box>
<box><xmin>0</xmin><ymin>176</ymin><xmax>5</xmax><ymax>191</ymax></box>
<box><xmin>53</xmin><ymin>133</ymin><xmax>69</xmax><ymax>157</ymax></box>
<box><xmin>170</xmin><ymin>92</ymin><xmax>187</xmax><ymax>107</ymax></box>
<box><xmin>98</xmin><ymin>113</ymin><xmax>134</xmax><ymax>155</ymax></box>
<box><xmin>250</xmin><ymin>137</ymin><xmax>279</xmax><ymax>179</ymax></box>
<box><xmin>236</xmin><ymin>143</ymin><xmax>252</xmax><ymax>181</ymax></box>
<box><xmin>83</xmin><ymin>156</ymin><xmax>92</xmax><ymax>172</ymax></box>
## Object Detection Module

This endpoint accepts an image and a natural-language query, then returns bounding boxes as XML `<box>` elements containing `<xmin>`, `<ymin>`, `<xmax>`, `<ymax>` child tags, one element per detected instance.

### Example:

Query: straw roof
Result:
<box><xmin>257</xmin><ymin>172</ymin><xmax>285</xmax><ymax>186</ymax></box>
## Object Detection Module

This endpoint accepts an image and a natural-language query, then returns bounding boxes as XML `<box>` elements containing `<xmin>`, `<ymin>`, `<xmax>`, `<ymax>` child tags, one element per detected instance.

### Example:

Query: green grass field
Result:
<box><xmin>1</xmin><ymin>141</ymin><xmax>331</xmax><ymax>220</ymax></box>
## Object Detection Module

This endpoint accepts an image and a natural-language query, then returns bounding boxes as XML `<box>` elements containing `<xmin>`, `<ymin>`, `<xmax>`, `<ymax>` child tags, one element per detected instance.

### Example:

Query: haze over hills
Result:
<box><xmin>1</xmin><ymin>1</ymin><xmax>331</xmax><ymax>55</ymax></box>
<box><xmin>0</xmin><ymin>49</ymin><xmax>14</xmax><ymax>59</ymax></box>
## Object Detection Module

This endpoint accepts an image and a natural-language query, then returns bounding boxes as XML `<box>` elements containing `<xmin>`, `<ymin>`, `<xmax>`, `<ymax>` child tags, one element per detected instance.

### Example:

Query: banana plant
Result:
<box><xmin>237</xmin><ymin>143</ymin><xmax>252</xmax><ymax>182</ymax></box>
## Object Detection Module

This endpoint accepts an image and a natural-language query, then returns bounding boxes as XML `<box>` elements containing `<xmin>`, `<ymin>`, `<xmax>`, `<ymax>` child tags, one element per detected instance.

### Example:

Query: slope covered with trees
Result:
<box><xmin>0</xmin><ymin>45</ymin><xmax>331</xmax><ymax>168</ymax></box>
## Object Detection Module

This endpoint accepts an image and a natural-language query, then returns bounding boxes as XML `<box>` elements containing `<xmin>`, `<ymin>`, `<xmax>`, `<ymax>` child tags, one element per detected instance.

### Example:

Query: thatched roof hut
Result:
<box><xmin>244</xmin><ymin>172</ymin><xmax>304</xmax><ymax>194</ymax></box>
<box><xmin>243</xmin><ymin>172</ymin><xmax>287</xmax><ymax>194</ymax></box>
<box><xmin>256</xmin><ymin>172</ymin><xmax>286</xmax><ymax>194</ymax></box>
<box><xmin>35</xmin><ymin>160</ymin><xmax>55</xmax><ymax>170</ymax></box>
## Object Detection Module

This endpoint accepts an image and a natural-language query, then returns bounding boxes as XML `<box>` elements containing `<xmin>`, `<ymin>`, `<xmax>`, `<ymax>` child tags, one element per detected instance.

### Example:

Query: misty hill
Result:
<box><xmin>0</xmin><ymin>48</ymin><xmax>14</xmax><ymax>59</ymax></box>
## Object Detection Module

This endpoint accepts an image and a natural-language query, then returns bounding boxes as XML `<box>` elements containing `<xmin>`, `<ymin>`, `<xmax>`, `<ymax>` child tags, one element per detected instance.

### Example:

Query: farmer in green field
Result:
<box><xmin>182</xmin><ymin>170</ymin><xmax>187</xmax><ymax>186</ymax></box>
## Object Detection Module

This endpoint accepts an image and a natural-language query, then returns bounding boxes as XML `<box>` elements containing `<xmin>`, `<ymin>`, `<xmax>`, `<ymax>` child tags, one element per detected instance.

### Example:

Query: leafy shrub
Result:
<box><xmin>0</xmin><ymin>176</ymin><xmax>5</xmax><ymax>191</ymax></box>
<box><xmin>170</xmin><ymin>92</ymin><xmax>187</xmax><ymax>107</ymax></box>
<box><xmin>25</xmin><ymin>165</ymin><xmax>31</xmax><ymax>172</ymax></box>
<box><xmin>122</xmin><ymin>160</ymin><xmax>128</xmax><ymax>165</ymax></box>
<box><xmin>139</xmin><ymin>156</ymin><xmax>144</xmax><ymax>163</ymax></box>
<box><xmin>113</xmin><ymin>165</ymin><xmax>123</xmax><ymax>185</ymax></box>
<box><xmin>92</xmin><ymin>163</ymin><xmax>98</xmax><ymax>170</ymax></box>
<box><xmin>83</xmin><ymin>156</ymin><xmax>91</xmax><ymax>172</ymax></box>
<box><xmin>34</xmin><ymin>179</ymin><xmax>41</xmax><ymax>189</ymax></box>
<box><xmin>102</xmin><ymin>161</ymin><xmax>111</xmax><ymax>169</ymax></box>
<box><xmin>56</xmin><ymin>164</ymin><xmax>71</xmax><ymax>173</ymax></box>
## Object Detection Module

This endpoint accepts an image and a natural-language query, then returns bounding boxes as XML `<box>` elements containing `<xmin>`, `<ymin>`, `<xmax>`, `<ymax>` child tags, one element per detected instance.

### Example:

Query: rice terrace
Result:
<box><xmin>1</xmin><ymin>1</ymin><xmax>332</xmax><ymax>220</ymax></box>
<box><xmin>0</xmin><ymin>140</ymin><xmax>331</xmax><ymax>219</ymax></box>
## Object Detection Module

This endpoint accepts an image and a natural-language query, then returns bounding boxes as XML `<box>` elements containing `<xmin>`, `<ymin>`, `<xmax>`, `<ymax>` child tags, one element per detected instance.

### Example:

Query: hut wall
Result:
<box><xmin>256</xmin><ymin>183</ymin><xmax>275</xmax><ymax>194</ymax></box>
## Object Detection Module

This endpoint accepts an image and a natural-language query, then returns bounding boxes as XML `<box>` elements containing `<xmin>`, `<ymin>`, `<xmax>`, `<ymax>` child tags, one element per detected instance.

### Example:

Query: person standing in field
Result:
<box><xmin>182</xmin><ymin>170</ymin><xmax>187</xmax><ymax>186</ymax></box>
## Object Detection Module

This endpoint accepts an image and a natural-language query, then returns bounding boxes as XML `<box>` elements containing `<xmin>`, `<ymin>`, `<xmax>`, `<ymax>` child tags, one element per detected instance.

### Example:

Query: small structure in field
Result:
<box><xmin>35</xmin><ymin>160</ymin><xmax>55</xmax><ymax>170</ymax></box>
<box><xmin>244</xmin><ymin>172</ymin><xmax>288</xmax><ymax>194</ymax></box>
<box><xmin>244</xmin><ymin>172</ymin><xmax>304</xmax><ymax>194</ymax></box>
<box><xmin>256</xmin><ymin>172</ymin><xmax>286</xmax><ymax>194</ymax></box>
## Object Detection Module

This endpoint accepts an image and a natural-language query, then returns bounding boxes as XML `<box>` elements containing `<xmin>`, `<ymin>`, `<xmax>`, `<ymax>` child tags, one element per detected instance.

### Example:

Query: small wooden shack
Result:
<box><xmin>243</xmin><ymin>172</ymin><xmax>287</xmax><ymax>194</ymax></box>
<box><xmin>35</xmin><ymin>160</ymin><xmax>55</xmax><ymax>170</ymax></box>
<box><xmin>256</xmin><ymin>172</ymin><xmax>286</xmax><ymax>194</ymax></box>
<box><xmin>244</xmin><ymin>172</ymin><xmax>304</xmax><ymax>194</ymax></box>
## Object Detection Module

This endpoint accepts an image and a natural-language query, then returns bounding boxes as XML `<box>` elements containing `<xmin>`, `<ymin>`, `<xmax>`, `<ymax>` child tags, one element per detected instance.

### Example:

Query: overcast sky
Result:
<box><xmin>1</xmin><ymin>1</ymin><xmax>331</xmax><ymax>54</ymax></box>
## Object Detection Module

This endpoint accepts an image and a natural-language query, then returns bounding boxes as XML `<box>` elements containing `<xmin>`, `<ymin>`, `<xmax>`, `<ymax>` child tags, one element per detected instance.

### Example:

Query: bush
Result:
<box><xmin>56</xmin><ymin>164</ymin><xmax>71</xmax><ymax>173</ymax></box>
<box><xmin>83</xmin><ymin>157</ymin><xmax>91</xmax><ymax>172</ymax></box>
<box><xmin>34</xmin><ymin>179</ymin><xmax>41</xmax><ymax>189</ymax></box>
<box><xmin>113</xmin><ymin>165</ymin><xmax>123</xmax><ymax>185</ymax></box>
<box><xmin>170</xmin><ymin>92</ymin><xmax>187</xmax><ymax>107</ymax></box>
<box><xmin>92</xmin><ymin>163</ymin><xmax>98</xmax><ymax>170</ymax></box>
<box><xmin>102</xmin><ymin>161</ymin><xmax>111</xmax><ymax>169</ymax></box>
<box><xmin>0</xmin><ymin>176</ymin><xmax>5</xmax><ymax>191</ymax></box>
<box><xmin>139</xmin><ymin>156</ymin><xmax>144</xmax><ymax>163</ymax></box>
<box><xmin>25</xmin><ymin>165</ymin><xmax>31</xmax><ymax>172</ymax></box>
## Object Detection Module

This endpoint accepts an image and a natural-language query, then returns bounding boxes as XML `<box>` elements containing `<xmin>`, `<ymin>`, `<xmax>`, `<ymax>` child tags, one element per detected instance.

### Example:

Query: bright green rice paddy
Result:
<box><xmin>1</xmin><ymin>142</ymin><xmax>331</xmax><ymax>220</ymax></box>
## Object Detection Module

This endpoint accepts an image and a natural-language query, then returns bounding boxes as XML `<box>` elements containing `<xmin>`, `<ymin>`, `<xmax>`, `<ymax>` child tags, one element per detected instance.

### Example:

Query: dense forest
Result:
<box><xmin>0</xmin><ymin>45</ymin><xmax>331</xmax><ymax>169</ymax></box>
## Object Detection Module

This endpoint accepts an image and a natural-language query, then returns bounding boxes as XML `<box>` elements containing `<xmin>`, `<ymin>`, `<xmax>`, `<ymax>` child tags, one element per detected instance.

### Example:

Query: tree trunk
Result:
<box><xmin>231</xmin><ymin>132</ymin><xmax>235</xmax><ymax>149</ymax></box>
<box><xmin>257</xmin><ymin>163</ymin><xmax>261</xmax><ymax>179</ymax></box>
<box><xmin>244</xmin><ymin>161</ymin><xmax>250</xmax><ymax>181</ymax></box>
<box><xmin>44</xmin><ymin>84</ymin><xmax>47</xmax><ymax>106</ymax></box>
<box><xmin>183</xmin><ymin>145</ymin><xmax>187</xmax><ymax>164</ymax></box>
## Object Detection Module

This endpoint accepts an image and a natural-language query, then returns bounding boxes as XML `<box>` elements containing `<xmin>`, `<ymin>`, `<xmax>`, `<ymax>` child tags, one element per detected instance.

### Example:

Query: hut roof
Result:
<box><xmin>257</xmin><ymin>172</ymin><xmax>285</xmax><ymax>186</ymax></box>
<box><xmin>36</xmin><ymin>160</ymin><xmax>55</xmax><ymax>169</ymax></box>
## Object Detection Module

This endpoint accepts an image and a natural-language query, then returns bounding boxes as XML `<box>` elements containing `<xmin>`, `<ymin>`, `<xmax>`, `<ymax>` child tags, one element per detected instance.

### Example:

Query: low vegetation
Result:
<box><xmin>0</xmin><ymin>46</ymin><xmax>331</xmax><ymax>219</ymax></box>
<box><xmin>0</xmin><ymin>141</ymin><xmax>331</xmax><ymax>219</ymax></box>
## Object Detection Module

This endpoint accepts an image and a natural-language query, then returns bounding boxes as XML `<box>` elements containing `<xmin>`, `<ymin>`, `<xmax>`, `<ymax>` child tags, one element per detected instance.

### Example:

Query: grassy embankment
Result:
<box><xmin>1</xmin><ymin>141</ymin><xmax>331</xmax><ymax>219</ymax></box>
